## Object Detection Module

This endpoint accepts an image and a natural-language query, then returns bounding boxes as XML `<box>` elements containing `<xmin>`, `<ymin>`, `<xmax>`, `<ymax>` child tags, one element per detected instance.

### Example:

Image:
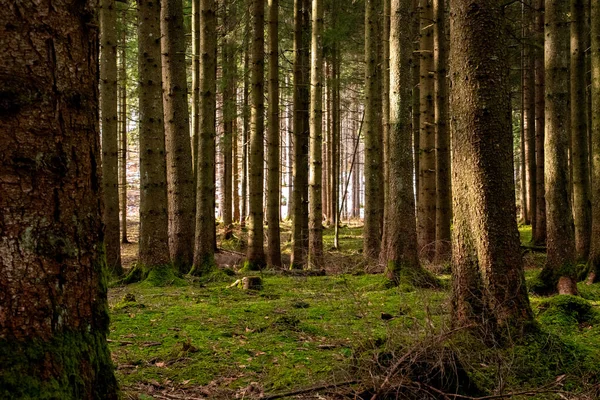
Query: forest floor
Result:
<box><xmin>108</xmin><ymin>224</ymin><xmax>600</xmax><ymax>399</ymax></box>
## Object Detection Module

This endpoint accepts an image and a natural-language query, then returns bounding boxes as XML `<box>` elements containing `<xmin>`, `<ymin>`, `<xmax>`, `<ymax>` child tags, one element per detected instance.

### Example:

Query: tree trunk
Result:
<box><xmin>449</xmin><ymin>0</ymin><xmax>534</xmax><ymax>334</ymax></box>
<box><xmin>192</xmin><ymin>0</ymin><xmax>217</xmax><ymax>274</ymax></box>
<box><xmin>412</xmin><ymin>0</ymin><xmax>420</xmax><ymax>208</ymax></box>
<box><xmin>380</xmin><ymin>0</ymin><xmax>391</xmax><ymax>255</ymax></box>
<box><xmin>309</xmin><ymin>0</ymin><xmax>324</xmax><ymax>268</ymax></box>
<box><xmin>571</xmin><ymin>0</ymin><xmax>591</xmax><ymax>261</ymax></box>
<box><xmin>331</xmin><ymin>17</ymin><xmax>340</xmax><ymax>234</ymax></box>
<box><xmin>533</xmin><ymin>0</ymin><xmax>547</xmax><ymax>245</ymax></box>
<box><xmin>241</xmin><ymin>22</ymin><xmax>250</xmax><ymax>228</ymax></box>
<box><xmin>417</xmin><ymin>0</ymin><xmax>436</xmax><ymax>261</ymax></box>
<box><xmin>119</xmin><ymin>22</ymin><xmax>129</xmax><ymax>244</ymax></box>
<box><xmin>161</xmin><ymin>0</ymin><xmax>195</xmax><ymax>272</ymax></box>
<box><xmin>138</xmin><ymin>0</ymin><xmax>171</xmax><ymax>268</ymax></box>
<box><xmin>363</xmin><ymin>0</ymin><xmax>384</xmax><ymax>260</ymax></box>
<box><xmin>246</xmin><ymin>0</ymin><xmax>267</xmax><ymax>270</ymax></box>
<box><xmin>0</xmin><ymin>2</ymin><xmax>119</xmax><ymax>396</ymax></box>
<box><xmin>290</xmin><ymin>0</ymin><xmax>310</xmax><ymax>269</ymax></box>
<box><xmin>433</xmin><ymin>0</ymin><xmax>450</xmax><ymax>264</ymax></box>
<box><xmin>233</xmin><ymin>115</ymin><xmax>241</xmax><ymax>222</ymax></box>
<box><xmin>538</xmin><ymin>0</ymin><xmax>578</xmax><ymax>295</ymax></box>
<box><xmin>192</xmin><ymin>0</ymin><xmax>200</xmax><ymax>183</ymax></box>
<box><xmin>222</xmin><ymin>0</ymin><xmax>236</xmax><ymax>240</ymax></box>
<box><xmin>266</xmin><ymin>0</ymin><xmax>282</xmax><ymax>267</ymax></box>
<box><xmin>524</xmin><ymin>0</ymin><xmax>536</xmax><ymax>235</ymax></box>
<box><xmin>588</xmin><ymin>0</ymin><xmax>600</xmax><ymax>283</ymax></box>
<box><xmin>100</xmin><ymin>0</ymin><xmax>122</xmax><ymax>274</ymax></box>
<box><xmin>385</xmin><ymin>0</ymin><xmax>435</xmax><ymax>286</ymax></box>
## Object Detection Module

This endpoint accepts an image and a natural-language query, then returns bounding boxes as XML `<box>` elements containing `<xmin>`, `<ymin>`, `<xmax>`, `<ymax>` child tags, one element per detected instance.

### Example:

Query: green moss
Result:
<box><xmin>188</xmin><ymin>254</ymin><xmax>217</xmax><ymax>277</ymax></box>
<box><xmin>385</xmin><ymin>261</ymin><xmax>442</xmax><ymax>289</ymax></box>
<box><xmin>240</xmin><ymin>259</ymin><xmax>263</xmax><ymax>272</ymax></box>
<box><xmin>0</xmin><ymin>331</ymin><xmax>118</xmax><ymax>399</ymax></box>
<box><xmin>141</xmin><ymin>265</ymin><xmax>187</xmax><ymax>287</ymax></box>
<box><xmin>537</xmin><ymin>295</ymin><xmax>598</xmax><ymax>326</ymax></box>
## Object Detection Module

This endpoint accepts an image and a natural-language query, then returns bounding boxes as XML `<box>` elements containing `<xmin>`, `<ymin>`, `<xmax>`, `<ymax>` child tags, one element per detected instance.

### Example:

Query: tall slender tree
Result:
<box><xmin>191</xmin><ymin>0</ymin><xmax>200</xmax><ymax>179</ymax></box>
<box><xmin>266</xmin><ymin>0</ymin><xmax>282</xmax><ymax>267</ymax></box>
<box><xmin>571</xmin><ymin>0</ymin><xmax>591</xmax><ymax>261</ymax></box>
<box><xmin>291</xmin><ymin>0</ymin><xmax>310</xmax><ymax>268</ymax></box>
<box><xmin>523</xmin><ymin>0</ymin><xmax>536</xmax><ymax>235</ymax></box>
<box><xmin>417</xmin><ymin>0</ymin><xmax>436</xmax><ymax>260</ymax></box>
<box><xmin>433</xmin><ymin>0</ymin><xmax>450</xmax><ymax>263</ymax></box>
<box><xmin>449</xmin><ymin>0</ymin><xmax>533</xmax><ymax>334</ymax></box>
<box><xmin>363</xmin><ymin>0</ymin><xmax>384</xmax><ymax>260</ymax></box>
<box><xmin>412</xmin><ymin>0</ymin><xmax>420</xmax><ymax>206</ymax></box>
<box><xmin>588</xmin><ymin>0</ymin><xmax>600</xmax><ymax>283</ymax></box>
<box><xmin>384</xmin><ymin>0</ymin><xmax>435</xmax><ymax>286</ymax></box>
<box><xmin>138</xmin><ymin>0</ymin><xmax>171</xmax><ymax>268</ymax></box>
<box><xmin>245</xmin><ymin>0</ymin><xmax>267</xmax><ymax>270</ymax></box>
<box><xmin>193</xmin><ymin>0</ymin><xmax>217</xmax><ymax>274</ymax></box>
<box><xmin>100</xmin><ymin>0</ymin><xmax>122</xmax><ymax>274</ymax></box>
<box><xmin>161</xmin><ymin>0</ymin><xmax>195</xmax><ymax>272</ymax></box>
<box><xmin>0</xmin><ymin>1</ymin><xmax>119</xmax><ymax>395</ymax></box>
<box><xmin>309</xmin><ymin>0</ymin><xmax>324</xmax><ymax>268</ymax></box>
<box><xmin>119</xmin><ymin>20</ymin><xmax>129</xmax><ymax>244</ymax></box>
<box><xmin>537</xmin><ymin>0</ymin><xmax>578</xmax><ymax>295</ymax></box>
<box><xmin>241</xmin><ymin>20</ymin><xmax>250</xmax><ymax>228</ymax></box>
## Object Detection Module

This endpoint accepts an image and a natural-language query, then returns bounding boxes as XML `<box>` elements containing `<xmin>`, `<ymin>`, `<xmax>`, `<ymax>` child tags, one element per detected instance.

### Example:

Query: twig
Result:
<box><xmin>262</xmin><ymin>380</ymin><xmax>357</xmax><ymax>400</ymax></box>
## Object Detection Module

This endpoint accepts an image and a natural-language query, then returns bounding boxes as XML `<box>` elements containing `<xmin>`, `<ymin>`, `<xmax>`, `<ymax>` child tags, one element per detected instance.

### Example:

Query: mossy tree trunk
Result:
<box><xmin>246</xmin><ymin>0</ymin><xmax>266</xmax><ymax>270</ymax></box>
<box><xmin>433</xmin><ymin>0</ymin><xmax>450</xmax><ymax>264</ymax></box>
<box><xmin>309</xmin><ymin>0</ymin><xmax>324</xmax><ymax>268</ymax></box>
<box><xmin>588</xmin><ymin>0</ymin><xmax>600</xmax><ymax>283</ymax></box>
<box><xmin>533</xmin><ymin>0</ymin><xmax>547</xmax><ymax>245</ymax></box>
<box><xmin>161</xmin><ymin>0</ymin><xmax>195</xmax><ymax>272</ymax></box>
<box><xmin>449</xmin><ymin>0</ymin><xmax>534</xmax><ymax>334</ymax></box>
<box><xmin>192</xmin><ymin>0</ymin><xmax>217</xmax><ymax>274</ymax></box>
<box><xmin>191</xmin><ymin>0</ymin><xmax>200</xmax><ymax>184</ymax></box>
<box><xmin>412</xmin><ymin>0</ymin><xmax>420</xmax><ymax>207</ymax></box>
<box><xmin>384</xmin><ymin>0</ymin><xmax>434</xmax><ymax>286</ymax></box>
<box><xmin>0</xmin><ymin>0</ymin><xmax>119</xmax><ymax>396</ymax></box>
<box><xmin>538</xmin><ymin>0</ymin><xmax>578</xmax><ymax>295</ymax></box>
<box><xmin>222</xmin><ymin>0</ymin><xmax>236</xmax><ymax>240</ymax></box>
<box><xmin>267</xmin><ymin>0</ymin><xmax>282</xmax><ymax>268</ymax></box>
<box><xmin>138</xmin><ymin>0</ymin><xmax>171</xmax><ymax>268</ymax></box>
<box><xmin>291</xmin><ymin>0</ymin><xmax>310</xmax><ymax>268</ymax></box>
<box><xmin>570</xmin><ymin>0</ymin><xmax>591</xmax><ymax>262</ymax></box>
<box><xmin>100</xmin><ymin>0</ymin><xmax>122</xmax><ymax>275</ymax></box>
<box><xmin>364</xmin><ymin>0</ymin><xmax>384</xmax><ymax>261</ymax></box>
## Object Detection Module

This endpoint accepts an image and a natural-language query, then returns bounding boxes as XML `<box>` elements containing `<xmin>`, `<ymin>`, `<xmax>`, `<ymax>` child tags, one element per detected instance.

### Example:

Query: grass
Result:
<box><xmin>109</xmin><ymin>223</ymin><xmax>600</xmax><ymax>399</ymax></box>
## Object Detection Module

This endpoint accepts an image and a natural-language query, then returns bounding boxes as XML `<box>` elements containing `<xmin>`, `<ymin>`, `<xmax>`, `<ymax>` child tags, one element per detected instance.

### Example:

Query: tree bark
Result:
<box><xmin>0</xmin><ymin>1</ymin><xmax>119</xmax><ymax>395</ymax></box>
<box><xmin>433</xmin><ymin>0</ymin><xmax>451</xmax><ymax>264</ymax></box>
<box><xmin>384</xmin><ymin>0</ymin><xmax>435</xmax><ymax>286</ymax></box>
<box><xmin>417</xmin><ymin>0</ymin><xmax>436</xmax><ymax>261</ymax></box>
<box><xmin>290</xmin><ymin>0</ymin><xmax>310</xmax><ymax>268</ymax></box>
<box><xmin>245</xmin><ymin>0</ymin><xmax>266</xmax><ymax>270</ymax></box>
<box><xmin>364</xmin><ymin>0</ymin><xmax>384</xmax><ymax>260</ymax></box>
<box><xmin>161</xmin><ymin>0</ymin><xmax>195</xmax><ymax>272</ymax></box>
<box><xmin>533</xmin><ymin>0</ymin><xmax>547</xmax><ymax>245</ymax></box>
<box><xmin>241</xmin><ymin>21</ymin><xmax>250</xmax><ymax>228</ymax></box>
<box><xmin>571</xmin><ymin>0</ymin><xmax>591</xmax><ymax>261</ymax></box>
<box><xmin>538</xmin><ymin>0</ymin><xmax>578</xmax><ymax>295</ymax></box>
<box><xmin>119</xmin><ymin>21</ymin><xmax>129</xmax><ymax>244</ymax></box>
<box><xmin>100</xmin><ymin>0</ymin><xmax>122</xmax><ymax>274</ymax></box>
<box><xmin>191</xmin><ymin>0</ymin><xmax>200</xmax><ymax>183</ymax></box>
<box><xmin>412</xmin><ymin>0</ymin><xmax>420</xmax><ymax>208</ymax></box>
<box><xmin>524</xmin><ymin>0</ymin><xmax>536</xmax><ymax>236</ymax></box>
<box><xmin>588</xmin><ymin>0</ymin><xmax>600</xmax><ymax>283</ymax></box>
<box><xmin>449</xmin><ymin>0</ymin><xmax>534</xmax><ymax>334</ymax></box>
<box><xmin>309</xmin><ymin>0</ymin><xmax>324</xmax><ymax>268</ymax></box>
<box><xmin>266</xmin><ymin>0</ymin><xmax>282</xmax><ymax>268</ymax></box>
<box><xmin>138</xmin><ymin>0</ymin><xmax>171</xmax><ymax>268</ymax></box>
<box><xmin>192</xmin><ymin>0</ymin><xmax>217</xmax><ymax>274</ymax></box>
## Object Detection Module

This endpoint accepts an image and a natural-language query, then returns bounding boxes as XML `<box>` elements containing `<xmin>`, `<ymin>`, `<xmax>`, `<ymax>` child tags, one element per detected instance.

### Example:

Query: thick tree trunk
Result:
<box><xmin>100</xmin><ymin>0</ymin><xmax>122</xmax><ymax>274</ymax></box>
<box><xmin>533</xmin><ymin>0</ymin><xmax>547</xmax><ymax>245</ymax></box>
<box><xmin>192</xmin><ymin>0</ymin><xmax>217</xmax><ymax>274</ymax></box>
<box><xmin>538</xmin><ymin>0</ymin><xmax>578</xmax><ymax>295</ymax></box>
<box><xmin>412</xmin><ymin>0</ymin><xmax>420</xmax><ymax>208</ymax></box>
<box><xmin>588</xmin><ymin>0</ymin><xmax>600</xmax><ymax>283</ymax></box>
<box><xmin>309</xmin><ymin>0</ymin><xmax>324</xmax><ymax>268</ymax></box>
<box><xmin>290</xmin><ymin>0</ymin><xmax>310</xmax><ymax>268</ymax></box>
<box><xmin>363</xmin><ymin>0</ymin><xmax>384</xmax><ymax>260</ymax></box>
<box><xmin>380</xmin><ymin>0</ymin><xmax>391</xmax><ymax>255</ymax></box>
<box><xmin>384</xmin><ymin>0</ymin><xmax>435</xmax><ymax>286</ymax></box>
<box><xmin>191</xmin><ymin>0</ymin><xmax>200</xmax><ymax>182</ymax></box>
<box><xmin>266</xmin><ymin>0</ymin><xmax>282</xmax><ymax>267</ymax></box>
<box><xmin>524</xmin><ymin>0</ymin><xmax>537</xmax><ymax>235</ymax></box>
<box><xmin>417</xmin><ymin>0</ymin><xmax>436</xmax><ymax>260</ymax></box>
<box><xmin>119</xmin><ymin>23</ymin><xmax>129</xmax><ymax>244</ymax></box>
<box><xmin>246</xmin><ymin>0</ymin><xmax>266</xmax><ymax>270</ymax></box>
<box><xmin>433</xmin><ymin>0</ymin><xmax>450</xmax><ymax>264</ymax></box>
<box><xmin>571</xmin><ymin>0</ymin><xmax>591</xmax><ymax>261</ymax></box>
<box><xmin>161</xmin><ymin>0</ymin><xmax>195</xmax><ymax>272</ymax></box>
<box><xmin>449</xmin><ymin>0</ymin><xmax>534</xmax><ymax>334</ymax></box>
<box><xmin>0</xmin><ymin>1</ymin><xmax>119</xmax><ymax>396</ymax></box>
<box><xmin>138</xmin><ymin>0</ymin><xmax>171</xmax><ymax>268</ymax></box>
<box><xmin>222</xmin><ymin>0</ymin><xmax>236</xmax><ymax>240</ymax></box>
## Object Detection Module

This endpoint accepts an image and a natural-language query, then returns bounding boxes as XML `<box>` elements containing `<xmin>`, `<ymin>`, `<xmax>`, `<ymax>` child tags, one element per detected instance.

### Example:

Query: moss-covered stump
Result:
<box><xmin>122</xmin><ymin>264</ymin><xmax>186</xmax><ymax>287</ymax></box>
<box><xmin>0</xmin><ymin>331</ymin><xmax>119</xmax><ymax>399</ymax></box>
